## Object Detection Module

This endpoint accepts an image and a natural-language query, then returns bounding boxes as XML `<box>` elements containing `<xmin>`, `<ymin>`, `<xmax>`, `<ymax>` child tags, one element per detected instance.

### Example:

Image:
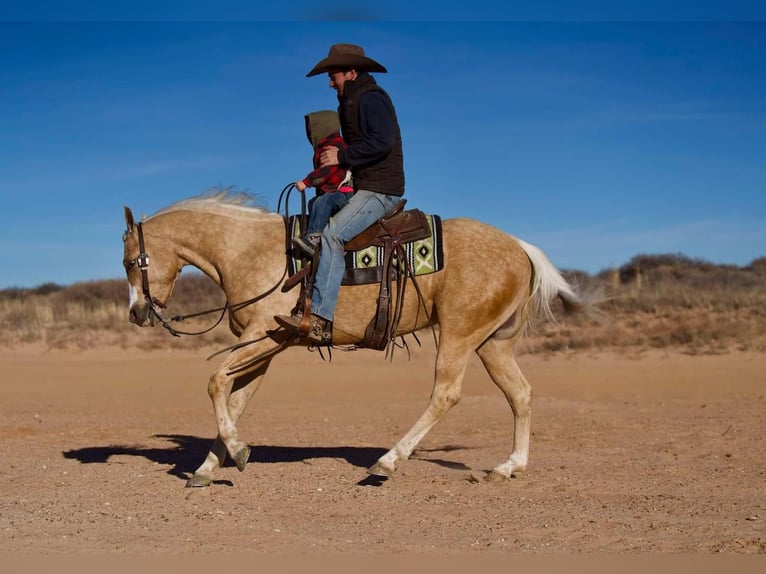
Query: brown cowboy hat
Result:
<box><xmin>306</xmin><ymin>43</ymin><xmax>387</xmax><ymax>77</ymax></box>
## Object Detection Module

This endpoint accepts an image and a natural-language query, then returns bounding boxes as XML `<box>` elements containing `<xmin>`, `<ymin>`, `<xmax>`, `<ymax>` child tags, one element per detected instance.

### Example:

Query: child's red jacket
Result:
<box><xmin>302</xmin><ymin>131</ymin><xmax>353</xmax><ymax>195</ymax></box>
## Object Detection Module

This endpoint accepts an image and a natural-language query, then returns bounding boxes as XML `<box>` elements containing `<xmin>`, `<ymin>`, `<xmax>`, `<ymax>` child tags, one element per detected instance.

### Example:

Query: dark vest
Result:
<box><xmin>339</xmin><ymin>74</ymin><xmax>405</xmax><ymax>196</ymax></box>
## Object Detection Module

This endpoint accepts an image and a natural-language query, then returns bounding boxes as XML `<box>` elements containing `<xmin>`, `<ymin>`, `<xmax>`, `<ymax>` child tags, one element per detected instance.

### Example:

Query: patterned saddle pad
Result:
<box><xmin>287</xmin><ymin>213</ymin><xmax>444</xmax><ymax>286</ymax></box>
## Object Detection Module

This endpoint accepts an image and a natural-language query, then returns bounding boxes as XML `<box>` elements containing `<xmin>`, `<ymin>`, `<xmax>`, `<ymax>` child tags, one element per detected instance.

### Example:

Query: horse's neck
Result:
<box><xmin>153</xmin><ymin>209</ymin><xmax>285</xmax><ymax>292</ymax></box>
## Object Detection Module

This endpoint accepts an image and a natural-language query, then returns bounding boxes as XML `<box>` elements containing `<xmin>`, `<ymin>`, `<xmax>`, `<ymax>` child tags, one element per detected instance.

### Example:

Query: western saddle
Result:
<box><xmin>284</xmin><ymin>199</ymin><xmax>432</xmax><ymax>350</ymax></box>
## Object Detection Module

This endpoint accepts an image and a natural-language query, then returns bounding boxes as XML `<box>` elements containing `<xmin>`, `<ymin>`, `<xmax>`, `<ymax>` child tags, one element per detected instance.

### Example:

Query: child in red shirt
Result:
<box><xmin>293</xmin><ymin>110</ymin><xmax>354</xmax><ymax>257</ymax></box>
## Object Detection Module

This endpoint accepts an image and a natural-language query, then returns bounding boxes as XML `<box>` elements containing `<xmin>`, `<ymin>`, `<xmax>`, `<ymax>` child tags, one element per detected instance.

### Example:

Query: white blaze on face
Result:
<box><xmin>128</xmin><ymin>283</ymin><xmax>139</xmax><ymax>310</ymax></box>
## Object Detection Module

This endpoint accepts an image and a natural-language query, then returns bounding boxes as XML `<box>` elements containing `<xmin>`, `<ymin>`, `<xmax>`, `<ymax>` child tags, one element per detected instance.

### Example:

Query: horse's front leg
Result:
<box><xmin>186</xmin><ymin>353</ymin><xmax>272</xmax><ymax>488</ymax></box>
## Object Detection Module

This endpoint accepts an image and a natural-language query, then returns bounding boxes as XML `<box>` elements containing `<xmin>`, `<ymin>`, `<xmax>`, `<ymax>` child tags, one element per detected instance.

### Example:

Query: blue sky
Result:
<box><xmin>1</xmin><ymin>19</ymin><xmax>765</xmax><ymax>288</ymax></box>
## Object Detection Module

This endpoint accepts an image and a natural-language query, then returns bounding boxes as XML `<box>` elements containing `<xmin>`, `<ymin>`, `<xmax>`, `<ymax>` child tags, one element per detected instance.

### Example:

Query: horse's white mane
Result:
<box><xmin>147</xmin><ymin>186</ymin><xmax>272</xmax><ymax>220</ymax></box>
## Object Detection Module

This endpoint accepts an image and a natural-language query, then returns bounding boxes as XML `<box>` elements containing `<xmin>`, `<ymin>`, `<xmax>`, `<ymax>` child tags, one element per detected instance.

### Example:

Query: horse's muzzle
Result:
<box><xmin>129</xmin><ymin>303</ymin><xmax>155</xmax><ymax>327</ymax></box>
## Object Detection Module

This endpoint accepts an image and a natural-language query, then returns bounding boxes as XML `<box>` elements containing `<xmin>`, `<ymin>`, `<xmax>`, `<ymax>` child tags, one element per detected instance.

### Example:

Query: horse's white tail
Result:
<box><xmin>517</xmin><ymin>239</ymin><xmax>587</xmax><ymax>327</ymax></box>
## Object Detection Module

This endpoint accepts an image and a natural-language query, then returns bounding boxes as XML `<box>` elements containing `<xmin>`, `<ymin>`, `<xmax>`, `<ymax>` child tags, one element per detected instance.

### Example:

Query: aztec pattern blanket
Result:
<box><xmin>287</xmin><ymin>213</ymin><xmax>444</xmax><ymax>286</ymax></box>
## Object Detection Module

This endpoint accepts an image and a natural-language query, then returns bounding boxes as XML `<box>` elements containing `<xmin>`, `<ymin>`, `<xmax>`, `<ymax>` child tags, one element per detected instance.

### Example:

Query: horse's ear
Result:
<box><xmin>124</xmin><ymin>206</ymin><xmax>135</xmax><ymax>232</ymax></box>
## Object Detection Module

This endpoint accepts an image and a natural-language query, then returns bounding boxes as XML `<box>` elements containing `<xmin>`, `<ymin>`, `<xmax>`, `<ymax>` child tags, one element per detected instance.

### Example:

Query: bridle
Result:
<box><xmin>130</xmin><ymin>221</ymin><xmax>225</xmax><ymax>336</ymax></box>
<box><xmin>130</xmin><ymin>220</ymin><xmax>286</xmax><ymax>338</ymax></box>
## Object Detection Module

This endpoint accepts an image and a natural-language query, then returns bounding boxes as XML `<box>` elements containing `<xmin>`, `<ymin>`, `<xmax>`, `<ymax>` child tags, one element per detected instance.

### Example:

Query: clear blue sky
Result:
<box><xmin>1</xmin><ymin>18</ymin><xmax>765</xmax><ymax>288</ymax></box>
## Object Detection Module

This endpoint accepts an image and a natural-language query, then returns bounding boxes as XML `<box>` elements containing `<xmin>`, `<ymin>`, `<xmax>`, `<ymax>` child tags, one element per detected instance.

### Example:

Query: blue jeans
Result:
<box><xmin>312</xmin><ymin>189</ymin><xmax>401</xmax><ymax>321</ymax></box>
<box><xmin>306</xmin><ymin>191</ymin><xmax>352</xmax><ymax>235</ymax></box>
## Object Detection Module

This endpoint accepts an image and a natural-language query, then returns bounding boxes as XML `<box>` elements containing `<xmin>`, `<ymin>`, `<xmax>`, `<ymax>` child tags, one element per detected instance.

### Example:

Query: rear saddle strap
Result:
<box><xmin>364</xmin><ymin>237</ymin><xmax>395</xmax><ymax>350</ymax></box>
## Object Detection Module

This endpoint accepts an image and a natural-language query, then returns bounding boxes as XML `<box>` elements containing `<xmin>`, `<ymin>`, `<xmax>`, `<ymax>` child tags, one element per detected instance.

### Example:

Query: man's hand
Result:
<box><xmin>295</xmin><ymin>180</ymin><xmax>307</xmax><ymax>192</ymax></box>
<box><xmin>319</xmin><ymin>147</ymin><xmax>339</xmax><ymax>167</ymax></box>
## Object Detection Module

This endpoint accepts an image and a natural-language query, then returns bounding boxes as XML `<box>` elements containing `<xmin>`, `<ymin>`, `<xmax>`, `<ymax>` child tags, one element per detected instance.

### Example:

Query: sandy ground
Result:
<box><xmin>0</xmin><ymin>341</ymin><xmax>764</xmax><ymax>555</ymax></box>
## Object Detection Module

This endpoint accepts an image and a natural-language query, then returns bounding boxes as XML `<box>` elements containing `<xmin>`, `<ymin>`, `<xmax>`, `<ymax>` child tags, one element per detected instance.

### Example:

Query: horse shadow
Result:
<box><xmin>62</xmin><ymin>435</ymin><xmax>474</xmax><ymax>486</ymax></box>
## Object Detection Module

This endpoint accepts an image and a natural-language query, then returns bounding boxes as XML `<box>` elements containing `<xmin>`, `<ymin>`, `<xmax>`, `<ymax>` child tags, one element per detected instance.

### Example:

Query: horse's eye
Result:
<box><xmin>124</xmin><ymin>259</ymin><xmax>136</xmax><ymax>271</ymax></box>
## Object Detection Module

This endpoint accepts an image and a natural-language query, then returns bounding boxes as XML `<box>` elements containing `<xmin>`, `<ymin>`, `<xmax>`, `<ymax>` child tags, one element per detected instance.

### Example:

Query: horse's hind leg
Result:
<box><xmin>476</xmin><ymin>337</ymin><xmax>532</xmax><ymax>480</ymax></box>
<box><xmin>368</xmin><ymin>340</ymin><xmax>472</xmax><ymax>477</ymax></box>
<box><xmin>187</xmin><ymin>359</ymin><xmax>271</xmax><ymax>488</ymax></box>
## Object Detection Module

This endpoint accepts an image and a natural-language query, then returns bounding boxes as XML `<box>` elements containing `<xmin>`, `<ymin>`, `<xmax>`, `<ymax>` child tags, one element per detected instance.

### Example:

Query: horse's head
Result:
<box><xmin>122</xmin><ymin>206</ymin><xmax>182</xmax><ymax>327</ymax></box>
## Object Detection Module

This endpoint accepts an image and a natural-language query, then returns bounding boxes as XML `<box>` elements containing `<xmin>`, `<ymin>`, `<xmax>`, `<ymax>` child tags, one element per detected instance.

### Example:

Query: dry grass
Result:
<box><xmin>522</xmin><ymin>254</ymin><xmax>766</xmax><ymax>355</ymax></box>
<box><xmin>2</xmin><ymin>254</ymin><xmax>765</xmax><ymax>355</ymax></box>
<box><xmin>0</xmin><ymin>272</ymin><xmax>235</xmax><ymax>351</ymax></box>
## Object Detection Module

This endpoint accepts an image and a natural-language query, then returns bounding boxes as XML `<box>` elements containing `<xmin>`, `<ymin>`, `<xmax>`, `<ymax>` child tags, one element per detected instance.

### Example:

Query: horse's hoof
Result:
<box><xmin>367</xmin><ymin>461</ymin><xmax>394</xmax><ymax>477</ymax></box>
<box><xmin>186</xmin><ymin>473</ymin><xmax>212</xmax><ymax>488</ymax></box>
<box><xmin>233</xmin><ymin>445</ymin><xmax>251</xmax><ymax>472</ymax></box>
<box><xmin>485</xmin><ymin>469</ymin><xmax>511</xmax><ymax>483</ymax></box>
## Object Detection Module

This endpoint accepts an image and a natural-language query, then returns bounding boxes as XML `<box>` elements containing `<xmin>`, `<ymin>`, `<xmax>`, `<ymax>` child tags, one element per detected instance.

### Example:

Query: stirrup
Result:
<box><xmin>274</xmin><ymin>313</ymin><xmax>331</xmax><ymax>345</ymax></box>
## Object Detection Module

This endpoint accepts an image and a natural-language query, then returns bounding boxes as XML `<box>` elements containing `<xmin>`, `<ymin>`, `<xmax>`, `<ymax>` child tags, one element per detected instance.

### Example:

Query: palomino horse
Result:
<box><xmin>122</xmin><ymin>190</ymin><xmax>597</xmax><ymax>487</ymax></box>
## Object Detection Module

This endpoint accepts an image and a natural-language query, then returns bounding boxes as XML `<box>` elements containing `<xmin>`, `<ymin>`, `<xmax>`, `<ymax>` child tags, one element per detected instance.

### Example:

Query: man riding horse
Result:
<box><xmin>275</xmin><ymin>43</ymin><xmax>405</xmax><ymax>344</ymax></box>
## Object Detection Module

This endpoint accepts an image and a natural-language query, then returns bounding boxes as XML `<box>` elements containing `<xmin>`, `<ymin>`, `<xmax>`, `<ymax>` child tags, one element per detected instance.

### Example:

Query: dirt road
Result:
<box><xmin>1</xmin><ymin>343</ymin><xmax>764</xmax><ymax>554</ymax></box>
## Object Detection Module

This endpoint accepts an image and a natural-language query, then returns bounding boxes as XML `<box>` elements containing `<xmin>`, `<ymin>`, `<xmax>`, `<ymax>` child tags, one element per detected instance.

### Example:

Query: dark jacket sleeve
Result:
<box><xmin>339</xmin><ymin>91</ymin><xmax>396</xmax><ymax>168</ymax></box>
